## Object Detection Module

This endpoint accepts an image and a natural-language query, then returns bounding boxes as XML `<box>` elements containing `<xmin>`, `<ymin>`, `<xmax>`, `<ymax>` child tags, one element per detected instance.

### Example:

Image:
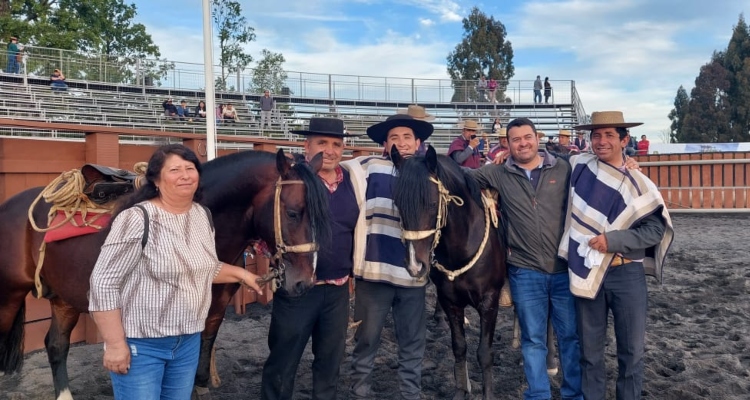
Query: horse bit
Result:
<box><xmin>255</xmin><ymin>176</ymin><xmax>319</xmax><ymax>291</ymax></box>
<box><xmin>400</xmin><ymin>176</ymin><xmax>498</xmax><ymax>281</ymax></box>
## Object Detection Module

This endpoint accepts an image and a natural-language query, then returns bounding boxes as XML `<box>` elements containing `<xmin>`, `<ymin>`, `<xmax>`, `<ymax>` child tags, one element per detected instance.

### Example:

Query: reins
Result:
<box><xmin>256</xmin><ymin>176</ymin><xmax>319</xmax><ymax>291</ymax></box>
<box><xmin>401</xmin><ymin>176</ymin><xmax>498</xmax><ymax>282</ymax></box>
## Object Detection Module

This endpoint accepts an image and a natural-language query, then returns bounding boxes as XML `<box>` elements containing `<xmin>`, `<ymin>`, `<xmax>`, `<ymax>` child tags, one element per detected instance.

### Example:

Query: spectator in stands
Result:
<box><xmin>625</xmin><ymin>130</ymin><xmax>637</xmax><ymax>156</ymax></box>
<box><xmin>533</xmin><ymin>75</ymin><xmax>542</xmax><ymax>103</ymax></box>
<box><xmin>574</xmin><ymin>131</ymin><xmax>590</xmax><ymax>152</ymax></box>
<box><xmin>50</xmin><ymin>69</ymin><xmax>68</xmax><ymax>92</ymax></box>
<box><xmin>162</xmin><ymin>98</ymin><xmax>178</xmax><ymax>120</ymax></box>
<box><xmin>260</xmin><ymin>89</ymin><xmax>274</xmax><ymax>131</ymax></box>
<box><xmin>637</xmin><ymin>134</ymin><xmax>650</xmax><ymax>155</ymax></box>
<box><xmin>544</xmin><ymin>77</ymin><xmax>552</xmax><ymax>104</ymax></box>
<box><xmin>6</xmin><ymin>36</ymin><xmax>20</xmax><ymax>74</ymax></box>
<box><xmin>488</xmin><ymin>77</ymin><xmax>498</xmax><ymax>103</ymax></box>
<box><xmin>448</xmin><ymin>120</ymin><xmax>482</xmax><ymax>168</ymax></box>
<box><xmin>558</xmin><ymin>130</ymin><xmax>580</xmax><ymax>154</ymax></box>
<box><xmin>492</xmin><ymin>118</ymin><xmax>503</xmax><ymax>134</ymax></box>
<box><xmin>194</xmin><ymin>101</ymin><xmax>207</xmax><ymax>120</ymax></box>
<box><xmin>216</xmin><ymin>104</ymin><xmax>225</xmax><ymax>125</ymax></box>
<box><xmin>222</xmin><ymin>104</ymin><xmax>239</xmax><ymax>123</ymax></box>
<box><xmin>477</xmin><ymin>75</ymin><xmax>488</xmax><ymax>102</ymax></box>
<box><xmin>486</xmin><ymin>127</ymin><xmax>508</xmax><ymax>164</ymax></box>
<box><xmin>177</xmin><ymin>100</ymin><xmax>192</xmax><ymax>122</ymax></box>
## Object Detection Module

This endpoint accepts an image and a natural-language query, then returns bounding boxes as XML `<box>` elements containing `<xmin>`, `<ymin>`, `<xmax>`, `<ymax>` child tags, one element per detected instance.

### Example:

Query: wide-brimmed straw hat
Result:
<box><xmin>292</xmin><ymin>117</ymin><xmax>360</xmax><ymax>138</ymax></box>
<box><xmin>494</xmin><ymin>128</ymin><xmax>507</xmax><ymax>137</ymax></box>
<box><xmin>462</xmin><ymin>120</ymin><xmax>481</xmax><ymax>131</ymax></box>
<box><xmin>366</xmin><ymin>114</ymin><xmax>434</xmax><ymax>144</ymax></box>
<box><xmin>573</xmin><ymin>111</ymin><xmax>643</xmax><ymax>130</ymax></box>
<box><xmin>397</xmin><ymin>104</ymin><xmax>435</xmax><ymax>121</ymax></box>
<box><xmin>558</xmin><ymin>129</ymin><xmax>572</xmax><ymax>137</ymax></box>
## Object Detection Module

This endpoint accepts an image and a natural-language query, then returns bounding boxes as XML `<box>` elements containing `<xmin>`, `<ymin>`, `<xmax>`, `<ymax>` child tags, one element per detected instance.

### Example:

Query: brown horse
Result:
<box><xmin>0</xmin><ymin>149</ymin><xmax>331</xmax><ymax>400</ymax></box>
<box><xmin>392</xmin><ymin>146</ymin><xmax>507</xmax><ymax>400</ymax></box>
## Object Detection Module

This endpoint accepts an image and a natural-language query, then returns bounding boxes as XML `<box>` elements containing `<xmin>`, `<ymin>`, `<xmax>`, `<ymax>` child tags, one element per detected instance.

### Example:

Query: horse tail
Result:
<box><xmin>0</xmin><ymin>302</ymin><xmax>25</xmax><ymax>374</ymax></box>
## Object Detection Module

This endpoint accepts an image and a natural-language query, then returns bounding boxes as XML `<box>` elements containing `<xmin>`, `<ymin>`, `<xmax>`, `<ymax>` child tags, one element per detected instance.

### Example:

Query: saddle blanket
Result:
<box><xmin>43</xmin><ymin>211</ymin><xmax>112</xmax><ymax>243</ymax></box>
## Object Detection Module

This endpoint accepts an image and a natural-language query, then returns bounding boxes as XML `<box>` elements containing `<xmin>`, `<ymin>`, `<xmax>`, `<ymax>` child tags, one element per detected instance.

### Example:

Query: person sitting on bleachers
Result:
<box><xmin>50</xmin><ymin>69</ymin><xmax>68</xmax><ymax>91</ymax></box>
<box><xmin>162</xmin><ymin>98</ymin><xmax>178</xmax><ymax>120</ymax></box>
<box><xmin>222</xmin><ymin>104</ymin><xmax>239</xmax><ymax>123</ymax></box>
<box><xmin>177</xmin><ymin>100</ymin><xmax>192</xmax><ymax>122</ymax></box>
<box><xmin>195</xmin><ymin>101</ymin><xmax>207</xmax><ymax>120</ymax></box>
<box><xmin>216</xmin><ymin>104</ymin><xmax>225</xmax><ymax>124</ymax></box>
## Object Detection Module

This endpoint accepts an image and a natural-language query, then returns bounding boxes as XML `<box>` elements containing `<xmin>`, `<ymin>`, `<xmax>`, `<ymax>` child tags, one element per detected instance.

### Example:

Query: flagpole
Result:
<box><xmin>202</xmin><ymin>0</ymin><xmax>217</xmax><ymax>160</ymax></box>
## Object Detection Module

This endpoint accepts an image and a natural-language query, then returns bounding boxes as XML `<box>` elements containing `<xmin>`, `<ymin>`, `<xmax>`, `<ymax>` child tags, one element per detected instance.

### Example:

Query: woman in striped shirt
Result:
<box><xmin>89</xmin><ymin>144</ymin><xmax>263</xmax><ymax>399</ymax></box>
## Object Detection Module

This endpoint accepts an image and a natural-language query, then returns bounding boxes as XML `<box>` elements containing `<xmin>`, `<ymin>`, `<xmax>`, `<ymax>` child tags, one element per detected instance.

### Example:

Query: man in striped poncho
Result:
<box><xmin>558</xmin><ymin>111</ymin><xmax>674</xmax><ymax>400</ymax></box>
<box><xmin>342</xmin><ymin>114</ymin><xmax>434</xmax><ymax>400</ymax></box>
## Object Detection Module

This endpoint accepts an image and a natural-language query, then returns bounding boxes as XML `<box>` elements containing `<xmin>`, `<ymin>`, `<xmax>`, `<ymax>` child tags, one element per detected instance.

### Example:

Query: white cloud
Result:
<box><xmin>419</xmin><ymin>18</ymin><xmax>435</xmax><ymax>27</ymax></box>
<box><xmin>400</xmin><ymin>0</ymin><xmax>462</xmax><ymax>22</ymax></box>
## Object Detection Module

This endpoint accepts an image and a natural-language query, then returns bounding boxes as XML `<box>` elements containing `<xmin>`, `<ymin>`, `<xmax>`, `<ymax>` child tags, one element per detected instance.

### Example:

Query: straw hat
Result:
<box><xmin>494</xmin><ymin>128</ymin><xmax>507</xmax><ymax>137</ymax></box>
<box><xmin>397</xmin><ymin>104</ymin><xmax>435</xmax><ymax>121</ymax></box>
<box><xmin>462</xmin><ymin>120</ymin><xmax>481</xmax><ymax>131</ymax></box>
<box><xmin>573</xmin><ymin>111</ymin><xmax>643</xmax><ymax>130</ymax></box>
<box><xmin>558</xmin><ymin>129</ymin><xmax>572</xmax><ymax>137</ymax></box>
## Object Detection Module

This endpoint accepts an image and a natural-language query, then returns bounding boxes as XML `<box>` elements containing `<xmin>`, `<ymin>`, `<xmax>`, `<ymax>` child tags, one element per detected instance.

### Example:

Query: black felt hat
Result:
<box><xmin>291</xmin><ymin>117</ymin><xmax>360</xmax><ymax>137</ymax></box>
<box><xmin>366</xmin><ymin>114</ymin><xmax>434</xmax><ymax>144</ymax></box>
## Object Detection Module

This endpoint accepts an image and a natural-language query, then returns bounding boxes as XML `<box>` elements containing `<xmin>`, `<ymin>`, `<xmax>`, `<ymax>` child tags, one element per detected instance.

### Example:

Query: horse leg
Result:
<box><xmin>0</xmin><ymin>291</ymin><xmax>29</xmax><ymax>375</ymax></box>
<box><xmin>442</xmin><ymin>301</ymin><xmax>470</xmax><ymax>400</ymax></box>
<box><xmin>546</xmin><ymin>316</ymin><xmax>558</xmax><ymax>376</ymax></box>
<box><xmin>476</xmin><ymin>296</ymin><xmax>500</xmax><ymax>400</ymax></box>
<box><xmin>45</xmin><ymin>298</ymin><xmax>81</xmax><ymax>400</ymax></box>
<box><xmin>193</xmin><ymin>283</ymin><xmax>237</xmax><ymax>400</ymax></box>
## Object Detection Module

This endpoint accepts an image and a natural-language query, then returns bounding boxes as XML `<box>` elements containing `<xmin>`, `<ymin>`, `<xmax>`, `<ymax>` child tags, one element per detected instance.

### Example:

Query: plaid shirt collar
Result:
<box><xmin>319</xmin><ymin>166</ymin><xmax>344</xmax><ymax>193</ymax></box>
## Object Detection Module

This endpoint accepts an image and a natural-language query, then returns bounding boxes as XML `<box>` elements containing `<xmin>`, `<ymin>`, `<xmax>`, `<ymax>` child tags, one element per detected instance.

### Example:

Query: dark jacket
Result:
<box><xmin>468</xmin><ymin>151</ymin><xmax>571</xmax><ymax>273</ymax></box>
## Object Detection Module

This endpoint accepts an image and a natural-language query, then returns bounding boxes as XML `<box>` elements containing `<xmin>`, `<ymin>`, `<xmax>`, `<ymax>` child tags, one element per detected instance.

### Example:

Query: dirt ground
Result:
<box><xmin>2</xmin><ymin>214</ymin><xmax>749</xmax><ymax>399</ymax></box>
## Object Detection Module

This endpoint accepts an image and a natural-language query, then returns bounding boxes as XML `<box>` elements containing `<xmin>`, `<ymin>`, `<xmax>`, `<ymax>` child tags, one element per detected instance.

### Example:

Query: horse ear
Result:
<box><xmin>426</xmin><ymin>145</ymin><xmax>438</xmax><ymax>173</ymax></box>
<box><xmin>391</xmin><ymin>145</ymin><xmax>403</xmax><ymax>169</ymax></box>
<box><xmin>308</xmin><ymin>151</ymin><xmax>324</xmax><ymax>174</ymax></box>
<box><xmin>276</xmin><ymin>149</ymin><xmax>291</xmax><ymax>177</ymax></box>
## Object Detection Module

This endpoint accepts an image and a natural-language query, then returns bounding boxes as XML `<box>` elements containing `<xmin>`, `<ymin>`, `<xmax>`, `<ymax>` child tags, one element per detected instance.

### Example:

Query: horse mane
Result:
<box><xmin>289</xmin><ymin>159</ymin><xmax>332</xmax><ymax>248</ymax></box>
<box><xmin>394</xmin><ymin>154</ymin><xmax>483</xmax><ymax>228</ymax></box>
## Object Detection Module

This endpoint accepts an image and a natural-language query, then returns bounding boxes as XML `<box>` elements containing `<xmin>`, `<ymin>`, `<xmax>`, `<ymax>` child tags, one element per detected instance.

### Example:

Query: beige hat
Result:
<box><xmin>558</xmin><ymin>129</ymin><xmax>572</xmax><ymax>137</ymax></box>
<box><xmin>574</xmin><ymin>111</ymin><xmax>643</xmax><ymax>130</ymax></box>
<box><xmin>462</xmin><ymin>120</ymin><xmax>481</xmax><ymax>131</ymax></box>
<box><xmin>495</xmin><ymin>128</ymin><xmax>507</xmax><ymax>137</ymax></box>
<box><xmin>397</xmin><ymin>104</ymin><xmax>435</xmax><ymax>121</ymax></box>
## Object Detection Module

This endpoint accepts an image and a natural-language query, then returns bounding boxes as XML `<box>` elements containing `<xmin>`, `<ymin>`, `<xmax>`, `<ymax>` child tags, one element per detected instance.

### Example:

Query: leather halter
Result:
<box><xmin>257</xmin><ymin>176</ymin><xmax>319</xmax><ymax>291</ymax></box>
<box><xmin>401</xmin><ymin>176</ymin><xmax>498</xmax><ymax>281</ymax></box>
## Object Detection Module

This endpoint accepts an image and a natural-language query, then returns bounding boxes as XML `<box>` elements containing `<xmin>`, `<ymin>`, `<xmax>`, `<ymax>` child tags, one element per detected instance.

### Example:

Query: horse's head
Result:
<box><xmin>272</xmin><ymin>149</ymin><xmax>331</xmax><ymax>296</ymax></box>
<box><xmin>392</xmin><ymin>145</ymin><xmax>442</xmax><ymax>280</ymax></box>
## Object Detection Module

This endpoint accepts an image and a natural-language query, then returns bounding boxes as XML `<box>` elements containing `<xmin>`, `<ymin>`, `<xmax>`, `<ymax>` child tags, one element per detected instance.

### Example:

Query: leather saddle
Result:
<box><xmin>81</xmin><ymin>164</ymin><xmax>138</xmax><ymax>205</ymax></box>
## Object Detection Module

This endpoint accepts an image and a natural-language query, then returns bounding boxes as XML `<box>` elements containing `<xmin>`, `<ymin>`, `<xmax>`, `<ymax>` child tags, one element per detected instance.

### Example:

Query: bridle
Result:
<box><xmin>256</xmin><ymin>176</ymin><xmax>319</xmax><ymax>291</ymax></box>
<box><xmin>401</xmin><ymin>176</ymin><xmax>498</xmax><ymax>282</ymax></box>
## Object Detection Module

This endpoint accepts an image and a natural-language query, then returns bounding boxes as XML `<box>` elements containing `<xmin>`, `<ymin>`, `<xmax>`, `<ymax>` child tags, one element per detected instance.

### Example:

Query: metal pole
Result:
<box><xmin>202</xmin><ymin>0</ymin><xmax>217</xmax><ymax>160</ymax></box>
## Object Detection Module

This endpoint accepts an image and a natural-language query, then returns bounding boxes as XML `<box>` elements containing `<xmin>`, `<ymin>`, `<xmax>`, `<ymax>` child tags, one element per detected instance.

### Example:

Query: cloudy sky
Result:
<box><xmin>129</xmin><ymin>0</ymin><xmax>746</xmax><ymax>141</ymax></box>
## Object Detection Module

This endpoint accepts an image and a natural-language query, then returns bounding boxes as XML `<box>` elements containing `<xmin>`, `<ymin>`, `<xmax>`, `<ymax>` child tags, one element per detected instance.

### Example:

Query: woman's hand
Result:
<box><xmin>240</xmin><ymin>270</ymin><xmax>264</xmax><ymax>294</ymax></box>
<box><xmin>103</xmin><ymin>340</ymin><xmax>131</xmax><ymax>375</ymax></box>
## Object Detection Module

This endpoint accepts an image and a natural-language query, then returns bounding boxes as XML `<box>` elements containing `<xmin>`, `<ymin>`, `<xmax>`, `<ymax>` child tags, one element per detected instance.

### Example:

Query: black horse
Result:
<box><xmin>392</xmin><ymin>146</ymin><xmax>507</xmax><ymax>400</ymax></box>
<box><xmin>0</xmin><ymin>150</ymin><xmax>330</xmax><ymax>400</ymax></box>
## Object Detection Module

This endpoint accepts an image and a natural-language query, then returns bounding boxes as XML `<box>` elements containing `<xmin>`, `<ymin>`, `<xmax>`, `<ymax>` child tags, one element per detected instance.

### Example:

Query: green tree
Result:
<box><xmin>248</xmin><ymin>49</ymin><xmax>288</xmax><ymax>94</ymax></box>
<box><xmin>212</xmin><ymin>0</ymin><xmax>255</xmax><ymax>91</ymax></box>
<box><xmin>681</xmin><ymin>53</ymin><xmax>732</xmax><ymax>143</ymax></box>
<box><xmin>723</xmin><ymin>14</ymin><xmax>750</xmax><ymax>142</ymax></box>
<box><xmin>446</xmin><ymin>7</ymin><xmax>514</xmax><ymax>102</ymax></box>
<box><xmin>668</xmin><ymin>85</ymin><xmax>689</xmax><ymax>143</ymax></box>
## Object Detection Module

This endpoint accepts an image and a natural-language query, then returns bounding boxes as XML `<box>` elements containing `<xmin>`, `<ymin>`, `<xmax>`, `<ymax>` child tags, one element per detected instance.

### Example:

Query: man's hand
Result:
<box><xmin>624</xmin><ymin>156</ymin><xmax>641</xmax><ymax>171</ymax></box>
<box><xmin>588</xmin><ymin>234</ymin><xmax>608</xmax><ymax>253</ymax></box>
<box><xmin>469</xmin><ymin>137</ymin><xmax>480</xmax><ymax>148</ymax></box>
<box><xmin>492</xmin><ymin>150</ymin><xmax>510</xmax><ymax>165</ymax></box>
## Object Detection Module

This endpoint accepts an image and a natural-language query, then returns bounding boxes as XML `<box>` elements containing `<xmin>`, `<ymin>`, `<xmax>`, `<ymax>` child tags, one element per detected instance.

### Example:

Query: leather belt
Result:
<box><xmin>610</xmin><ymin>255</ymin><xmax>633</xmax><ymax>267</ymax></box>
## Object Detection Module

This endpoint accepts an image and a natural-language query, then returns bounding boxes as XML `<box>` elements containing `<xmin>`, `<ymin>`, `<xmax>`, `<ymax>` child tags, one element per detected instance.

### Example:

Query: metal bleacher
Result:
<box><xmin>0</xmin><ymin>56</ymin><xmax>588</xmax><ymax>154</ymax></box>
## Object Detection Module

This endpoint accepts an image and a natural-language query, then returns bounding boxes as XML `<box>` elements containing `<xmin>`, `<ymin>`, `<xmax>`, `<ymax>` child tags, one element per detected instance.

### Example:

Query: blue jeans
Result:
<box><xmin>6</xmin><ymin>56</ymin><xmax>19</xmax><ymax>74</ymax></box>
<box><xmin>350</xmin><ymin>280</ymin><xmax>426</xmax><ymax>400</ymax></box>
<box><xmin>509</xmin><ymin>266</ymin><xmax>582</xmax><ymax>400</ymax></box>
<box><xmin>575</xmin><ymin>262</ymin><xmax>648</xmax><ymax>400</ymax></box>
<box><xmin>110</xmin><ymin>333</ymin><xmax>200</xmax><ymax>400</ymax></box>
<box><xmin>534</xmin><ymin>89</ymin><xmax>542</xmax><ymax>103</ymax></box>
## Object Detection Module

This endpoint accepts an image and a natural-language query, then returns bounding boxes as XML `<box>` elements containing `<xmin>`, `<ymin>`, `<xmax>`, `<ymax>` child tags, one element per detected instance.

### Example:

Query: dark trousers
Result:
<box><xmin>350</xmin><ymin>280</ymin><xmax>426</xmax><ymax>400</ymax></box>
<box><xmin>575</xmin><ymin>262</ymin><xmax>648</xmax><ymax>400</ymax></box>
<box><xmin>261</xmin><ymin>283</ymin><xmax>350</xmax><ymax>400</ymax></box>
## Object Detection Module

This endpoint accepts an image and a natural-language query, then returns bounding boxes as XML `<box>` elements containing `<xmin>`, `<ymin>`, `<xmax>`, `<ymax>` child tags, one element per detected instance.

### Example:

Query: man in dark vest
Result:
<box><xmin>448</xmin><ymin>119</ymin><xmax>482</xmax><ymax>168</ymax></box>
<box><xmin>261</xmin><ymin>117</ymin><xmax>360</xmax><ymax>400</ymax></box>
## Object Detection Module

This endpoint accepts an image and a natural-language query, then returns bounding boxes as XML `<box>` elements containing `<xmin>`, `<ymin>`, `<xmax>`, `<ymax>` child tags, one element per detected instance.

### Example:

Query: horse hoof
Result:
<box><xmin>547</xmin><ymin>367</ymin><xmax>559</xmax><ymax>376</ymax></box>
<box><xmin>191</xmin><ymin>386</ymin><xmax>212</xmax><ymax>400</ymax></box>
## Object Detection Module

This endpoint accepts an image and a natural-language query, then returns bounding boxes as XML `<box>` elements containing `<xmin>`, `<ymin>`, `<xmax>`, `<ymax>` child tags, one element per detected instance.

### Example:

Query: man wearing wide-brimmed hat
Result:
<box><xmin>397</xmin><ymin>104</ymin><xmax>435</xmax><ymax>121</ymax></box>
<box><xmin>261</xmin><ymin>117</ymin><xmax>361</xmax><ymax>400</ymax></box>
<box><xmin>6</xmin><ymin>36</ymin><xmax>20</xmax><ymax>74</ymax></box>
<box><xmin>560</xmin><ymin>111</ymin><xmax>674</xmax><ymax>400</ymax></box>
<box><xmin>485</xmin><ymin>127</ymin><xmax>509</xmax><ymax>164</ymax></box>
<box><xmin>557</xmin><ymin>129</ymin><xmax>580</xmax><ymax>154</ymax></box>
<box><xmin>448</xmin><ymin>120</ymin><xmax>483</xmax><ymax>168</ymax></box>
<box><xmin>342</xmin><ymin>114</ymin><xmax>434</xmax><ymax>400</ymax></box>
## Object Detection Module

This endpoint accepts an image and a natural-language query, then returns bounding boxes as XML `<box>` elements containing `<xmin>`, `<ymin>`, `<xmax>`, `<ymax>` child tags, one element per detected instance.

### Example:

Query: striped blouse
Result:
<box><xmin>88</xmin><ymin>201</ymin><xmax>222</xmax><ymax>338</ymax></box>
